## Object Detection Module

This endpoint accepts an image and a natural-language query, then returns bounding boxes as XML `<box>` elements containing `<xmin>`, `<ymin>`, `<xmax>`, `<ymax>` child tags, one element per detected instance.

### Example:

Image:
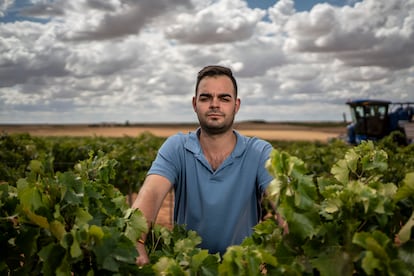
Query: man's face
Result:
<box><xmin>192</xmin><ymin>75</ymin><xmax>240</xmax><ymax>134</ymax></box>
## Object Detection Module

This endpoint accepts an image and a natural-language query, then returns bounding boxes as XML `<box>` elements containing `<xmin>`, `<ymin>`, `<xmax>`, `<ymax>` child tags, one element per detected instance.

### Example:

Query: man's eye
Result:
<box><xmin>221</xmin><ymin>97</ymin><xmax>231</xmax><ymax>102</ymax></box>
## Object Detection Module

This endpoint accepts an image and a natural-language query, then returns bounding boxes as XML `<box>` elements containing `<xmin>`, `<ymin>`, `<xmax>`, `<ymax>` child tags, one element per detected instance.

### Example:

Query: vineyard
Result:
<box><xmin>1</xmin><ymin>131</ymin><xmax>414</xmax><ymax>275</ymax></box>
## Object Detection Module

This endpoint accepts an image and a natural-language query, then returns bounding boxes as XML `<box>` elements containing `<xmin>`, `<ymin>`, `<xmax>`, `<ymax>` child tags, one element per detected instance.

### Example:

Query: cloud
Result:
<box><xmin>165</xmin><ymin>0</ymin><xmax>265</xmax><ymax>44</ymax></box>
<box><xmin>0</xmin><ymin>0</ymin><xmax>14</xmax><ymax>17</ymax></box>
<box><xmin>0</xmin><ymin>0</ymin><xmax>413</xmax><ymax>124</ymax></box>
<box><xmin>284</xmin><ymin>1</ymin><xmax>414</xmax><ymax>69</ymax></box>
<box><xmin>19</xmin><ymin>0</ymin><xmax>66</xmax><ymax>18</ymax></box>
<box><xmin>66</xmin><ymin>0</ymin><xmax>194</xmax><ymax>41</ymax></box>
<box><xmin>0</xmin><ymin>21</ymin><xmax>69</xmax><ymax>87</ymax></box>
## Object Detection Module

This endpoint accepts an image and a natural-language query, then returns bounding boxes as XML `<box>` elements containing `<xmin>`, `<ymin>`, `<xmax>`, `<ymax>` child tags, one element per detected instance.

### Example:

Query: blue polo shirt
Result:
<box><xmin>147</xmin><ymin>128</ymin><xmax>273</xmax><ymax>255</ymax></box>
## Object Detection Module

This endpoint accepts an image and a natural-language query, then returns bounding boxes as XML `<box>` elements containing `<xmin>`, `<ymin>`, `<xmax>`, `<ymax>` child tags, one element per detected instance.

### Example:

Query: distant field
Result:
<box><xmin>0</xmin><ymin>121</ymin><xmax>347</xmax><ymax>142</ymax></box>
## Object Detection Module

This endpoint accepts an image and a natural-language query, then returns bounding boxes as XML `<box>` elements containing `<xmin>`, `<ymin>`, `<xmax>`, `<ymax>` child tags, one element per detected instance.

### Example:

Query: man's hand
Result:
<box><xmin>136</xmin><ymin>242</ymin><xmax>150</xmax><ymax>266</ymax></box>
<box><xmin>131</xmin><ymin>175</ymin><xmax>172</xmax><ymax>267</ymax></box>
<box><xmin>275</xmin><ymin>212</ymin><xmax>289</xmax><ymax>235</ymax></box>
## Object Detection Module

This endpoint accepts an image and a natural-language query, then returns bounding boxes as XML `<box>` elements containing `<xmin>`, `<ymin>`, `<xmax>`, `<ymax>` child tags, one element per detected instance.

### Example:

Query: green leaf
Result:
<box><xmin>189</xmin><ymin>250</ymin><xmax>209</xmax><ymax>271</ymax></box>
<box><xmin>331</xmin><ymin>159</ymin><xmax>349</xmax><ymax>185</ymax></box>
<box><xmin>353</xmin><ymin>231</ymin><xmax>389</xmax><ymax>261</ymax></box>
<box><xmin>173</xmin><ymin>232</ymin><xmax>202</xmax><ymax>254</ymax></box>
<box><xmin>344</xmin><ymin>148</ymin><xmax>359</xmax><ymax>174</ymax></box>
<box><xmin>198</xmin><ymin>254</ymin><xmax>220</xmax><ymax>276</ymax></box>
<box><xmin>17</xmin><ymin>179</ymin><xmax>44</xmax><ymax>211</ymax></box>
<box><xmin>322</xmin><ymin>198</ymin><xmax>341</xmax><ymax>214</ymax></box>
<box><xmin>124</xmin><ymin>209</ymin><xmax>148</xmax><ymax>244</ymax></box>
<box><xmin>265</xmin><ymin>178</ymin><xmax>282</xmax><ymax>204</ymax></box>
<box><xmin>50</xmin><ymin>220</ymin><xmax>66</xmax><ymax>240</ymax></box>
<box><xmin>288</xmin><ymin>155</ymin><xmax>307</xmax><ymax>176</ymax></box>
<box><xmin>219</xmin><ymin>245</ymin><xmax>275</xmax><ymax>276</ymax></box>
<box><xmin>283</xmin><ymin>209</ymin><xmax>320</xmax><ymax>241</ymax></box>
<box><xmin>381</xmin><ymin>183</ymin><xmax>398</xmax><ymax>197</ymax></box>
<box><xmin>311</xmin><ymin>249</ymin><xmax>354</xmax><ymax>276</ymax></box>
<box><xmin>89</xmin><ymin>225</ymin><xmax>104</xmax><ymax>241</ymax></box>
<box><xmin>394</xmin><ymin>172</ymin><xmax>414</xmax><ymax>202</ymax></box>
<box><xmin>28</xmin><ymin>160</ymin><xmax>44</xmax><ymax>174</ymax></box>
<box><xmin>398</xmin><ymin>241</ymin><xmax>414</xmax><ymax>271</ymax></box>
<box><xmin>360</xmin><ymin>146</ymin><xmax>388</xmax><ymax>172</ymax></box>
<box><xmin>93</xmin><ymin>230</ymin><xmax>138</xmax><ymax>272</ymax></box>
<box><xmin>352</xmin><ymin>231</ymin><xmax>396</xmax><ymax>275</ymax></box>
<box><xmin>361</xmin><ymin>251</ymin><xmax>381</xmax><ymax>275</ymax></box>
<box><xmin>55</xmin><ymin>256</ymin><xmax>71</xmax><ymax>276</ymax></box>
<box><xmin>293</xmin><ymin>174</ymin><xmax>318</xmax><ymax>210</ymax></box>
<box><xmin>58</xmin><ymin>171</ymin><xmax>84</xmax><ymax>204</ymax></box>
<box><xmin>153</xmin><ymin>257</ymin><xmax>185</xmax><ymax>275</ymax></box>
<box><xmin>219</xmin><ymin>246</ymin><xmax>247</xmax><ymax>275</ymax></box>
<box><xmin>110</xmin><ymin>236</ymin><xmax>137</xmax><ymax>264</ymax></box>
<box><xmin>24</xmin><ymin>208</ymin><xmax>49</xmax><ymax>229</ymax></box>
<box><xmin>70</xmin><ymin>231</ymin><xmax>83</xmax><ymax>259</ymax></box>
<box><xmin>397</xmin><ymin>210</ymin><xmax>414</xmax><ymax>244</ymax></box>
<box><xmin>75</xmin><ymin>208</ymin><xmax>93</xmax><ymax>225</ymax></box>
<box><xmin>38</xmin><ymin>243</ymin><xmax>66</xmax><ymax>276</ymax></box>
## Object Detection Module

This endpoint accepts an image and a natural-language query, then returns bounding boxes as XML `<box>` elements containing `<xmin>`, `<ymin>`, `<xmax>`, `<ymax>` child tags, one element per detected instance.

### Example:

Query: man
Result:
<box><xmin>132</xmin><ymin>65</ymin><xmax>274</xmax><ymax>265</ymax></box>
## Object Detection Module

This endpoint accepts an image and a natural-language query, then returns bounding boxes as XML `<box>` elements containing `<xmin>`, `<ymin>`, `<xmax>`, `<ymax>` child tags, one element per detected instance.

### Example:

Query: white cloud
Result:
<box><xmin>165</xmin><ymin>0</ymin><xmax>265</xmax><ymax>44</ymax></box>
<box><xmin>284</xmin><ymin>1</ymin><xmax>414</xmax><ymax>69</ymax></box>
<box><xmin>0</xmin><ymin>0</ymin><xmax>413</xmax><ymax>124</ymax></box>
<box><xmin>0</xmin><ymin>0</ymin><xmax>14</xmax><ymax>17</ymax></box>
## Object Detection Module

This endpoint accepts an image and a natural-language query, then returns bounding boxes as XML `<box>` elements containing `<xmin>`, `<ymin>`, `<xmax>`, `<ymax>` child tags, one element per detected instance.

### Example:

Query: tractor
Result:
<box><xmin>346</xmin><ymin>99</ymin><xmax>414</xmax><ymax>145</ymax></box>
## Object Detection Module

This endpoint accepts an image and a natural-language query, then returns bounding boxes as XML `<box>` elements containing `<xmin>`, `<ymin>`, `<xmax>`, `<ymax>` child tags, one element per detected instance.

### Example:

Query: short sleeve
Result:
<box><xmin>147</xmin><ymin>134</ymin><xmax>185</xmax><ymax>186</ymax></box>
<box><xmin>256</xmin><ymin>140</ymin><xmax>274</xmax><ymax>193</ymax></box>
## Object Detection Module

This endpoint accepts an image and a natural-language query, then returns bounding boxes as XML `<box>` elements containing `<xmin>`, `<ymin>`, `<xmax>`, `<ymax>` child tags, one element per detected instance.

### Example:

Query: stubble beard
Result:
<box><xmin>198</xmin><ymin>112</ymin><xmax>235</xmax><ymax>135</ymax></box>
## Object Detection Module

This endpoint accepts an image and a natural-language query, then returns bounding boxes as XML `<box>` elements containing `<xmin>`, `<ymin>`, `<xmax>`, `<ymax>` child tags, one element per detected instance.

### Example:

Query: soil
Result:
<box><xmin>0</xmin><ymin>122</ymin><xmax>346</xmax><ymax>141</ymax></box>
<box><xmin>1</xmin><ymin>122</ymin><xmax>347</xmax><ymax>229</ymax></box>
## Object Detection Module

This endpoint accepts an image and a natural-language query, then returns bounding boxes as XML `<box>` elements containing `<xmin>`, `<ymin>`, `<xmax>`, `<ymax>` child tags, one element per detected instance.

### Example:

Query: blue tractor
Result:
<box><xmin>346</xmin><ymin>99</ymin><xmax>414</xmax><ymax>145</ymax></box>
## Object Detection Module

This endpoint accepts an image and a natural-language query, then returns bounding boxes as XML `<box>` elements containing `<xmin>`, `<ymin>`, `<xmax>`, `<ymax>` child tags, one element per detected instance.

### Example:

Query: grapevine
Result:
<box><xmin>1</xmin><ymin>133</ymin><xmax>414</xmax><ymax>275</ymax></box>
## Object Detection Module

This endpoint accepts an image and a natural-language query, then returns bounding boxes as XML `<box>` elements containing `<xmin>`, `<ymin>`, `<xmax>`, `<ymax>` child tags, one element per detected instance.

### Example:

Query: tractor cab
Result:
<box><xmin>346</xmin><ymin>100</ymin><xmax>391</xmax><ymax>144</ymax></box>
<box><xmin>346</xmin><ymin>99</ymin><xmax>414</xmax><ymax>145</ymax></box>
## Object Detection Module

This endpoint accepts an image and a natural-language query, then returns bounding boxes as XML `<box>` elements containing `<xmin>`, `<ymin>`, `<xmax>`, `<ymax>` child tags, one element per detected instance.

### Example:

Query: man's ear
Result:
<box><xmin>192</xmin><ymin>96</ymin><xmax>197</xmax><ymax>112</ymax></box>
<box><xmin>235</xmin><ymin>98</ymin><xmax>241</xmax><ymax>113</ymax></box>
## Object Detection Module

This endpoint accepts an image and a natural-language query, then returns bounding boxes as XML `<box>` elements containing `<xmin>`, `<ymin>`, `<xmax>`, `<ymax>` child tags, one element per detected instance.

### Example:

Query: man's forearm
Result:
<box><xmin>133</xmin><ymin>187</ymin><xmax>162</xmax><ymax>233</ymax></box>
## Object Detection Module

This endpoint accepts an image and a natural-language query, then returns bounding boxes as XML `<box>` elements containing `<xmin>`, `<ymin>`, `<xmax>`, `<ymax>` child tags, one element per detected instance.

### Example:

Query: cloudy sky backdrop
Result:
<box><xmin>1</xmin><ymin>0</ymin><xmax>413</xmax><ymax>124</ymax></box>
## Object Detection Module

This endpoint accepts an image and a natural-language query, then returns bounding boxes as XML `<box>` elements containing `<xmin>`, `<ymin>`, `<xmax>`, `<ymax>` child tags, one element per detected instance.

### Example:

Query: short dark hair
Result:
<box><xmin>195</xmin><ymin>65</ymin><xmax>238</xmax><ymax>97</ymax></box>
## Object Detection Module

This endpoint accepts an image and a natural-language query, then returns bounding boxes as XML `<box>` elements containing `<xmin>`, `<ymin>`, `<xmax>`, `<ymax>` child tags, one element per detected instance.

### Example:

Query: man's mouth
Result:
<box><xmin>207</xmin><ymin>113</ymin><xmax>223</xmax><ymax>118</ymax></box>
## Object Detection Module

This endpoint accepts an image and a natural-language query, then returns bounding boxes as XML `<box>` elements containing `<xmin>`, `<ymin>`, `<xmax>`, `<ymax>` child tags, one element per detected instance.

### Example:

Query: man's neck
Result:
<box><xmin>199</xmin><ymin>128</ymin><xmax>236</xmax><ymax>152</ymax></box>
<box><xmin>198</xmin><ymin>129</ymin><xmax>236</xmax><ymax>171</ymax></box>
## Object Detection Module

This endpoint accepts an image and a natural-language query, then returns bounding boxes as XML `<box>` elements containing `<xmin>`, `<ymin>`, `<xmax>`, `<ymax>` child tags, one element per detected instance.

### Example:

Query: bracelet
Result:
<box><xmin>138</xmin><ymin>238</ymin><xmax>145</xmax><ymax>245</ymax></box>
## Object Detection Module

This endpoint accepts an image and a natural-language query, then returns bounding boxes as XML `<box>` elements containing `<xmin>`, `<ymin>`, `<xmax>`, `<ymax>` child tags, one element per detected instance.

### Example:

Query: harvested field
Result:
<box><xmin>0</xmin><ymin>121</ymin><xmax>346</xmax><ymax>142</ymax></box>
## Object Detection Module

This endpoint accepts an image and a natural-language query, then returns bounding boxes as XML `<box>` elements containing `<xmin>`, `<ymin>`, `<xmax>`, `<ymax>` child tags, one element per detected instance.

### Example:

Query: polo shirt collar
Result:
<box><xmin>184</xmin><ymin>127</ymin><xmax>248</xmax><ymax>158</ymax></box>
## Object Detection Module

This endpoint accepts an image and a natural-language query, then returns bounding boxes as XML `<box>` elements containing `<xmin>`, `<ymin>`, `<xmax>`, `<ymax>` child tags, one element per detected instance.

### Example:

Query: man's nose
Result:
<box><xmin>210</xmin><ymin>97</ymin><xmax>220</xmax><ymax>107</ymax></box>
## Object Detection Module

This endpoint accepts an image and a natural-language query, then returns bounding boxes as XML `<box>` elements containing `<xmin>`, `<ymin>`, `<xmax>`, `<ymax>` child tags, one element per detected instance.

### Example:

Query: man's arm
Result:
<box><xmin>132</xmin><ymin>174</ymin><xmax>172</xmax><ymax>266</ymax></box>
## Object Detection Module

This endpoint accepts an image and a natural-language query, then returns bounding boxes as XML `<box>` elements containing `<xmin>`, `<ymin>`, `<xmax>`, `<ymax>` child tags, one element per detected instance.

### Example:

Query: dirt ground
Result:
<box><xmin>0</xmin><ymin>122</ymin><xmax>346</xmax><ymax>141</ymax></box>
<box><xmin>1</xmin><ymin>122</ymin><xmax>346</xmax><ymax>229</ymax></box>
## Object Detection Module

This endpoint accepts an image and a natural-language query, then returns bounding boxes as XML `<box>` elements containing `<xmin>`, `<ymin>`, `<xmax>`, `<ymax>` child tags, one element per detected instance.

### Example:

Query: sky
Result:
<box><xmin>0</xmin><ymin>0</ymin><xmax>413</xmax><ymax>124</ymax></box>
